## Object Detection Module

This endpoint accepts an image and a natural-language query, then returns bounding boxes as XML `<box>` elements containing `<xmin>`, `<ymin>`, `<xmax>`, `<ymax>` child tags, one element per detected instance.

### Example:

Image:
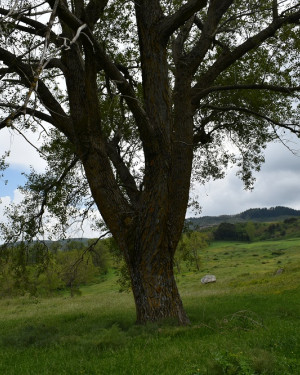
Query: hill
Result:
<box><xmin>187</xmin><ymin>206</ymin><xmax>300</xmax><ymax>228</ymax></box>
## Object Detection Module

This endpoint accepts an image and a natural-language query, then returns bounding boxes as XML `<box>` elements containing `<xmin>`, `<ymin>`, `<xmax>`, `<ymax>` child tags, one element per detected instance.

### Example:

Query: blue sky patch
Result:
<box><xmin>0</xmin><ymin>167</ymin><xmax>27</xmax><ymax>199</ymax></box>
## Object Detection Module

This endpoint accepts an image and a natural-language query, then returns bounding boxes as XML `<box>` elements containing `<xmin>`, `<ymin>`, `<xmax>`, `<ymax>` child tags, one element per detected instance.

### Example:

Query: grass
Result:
<box><xmin>0</xmin><ymin>238</ymin><xmax>299</xmax><ymax>374</ymax></box>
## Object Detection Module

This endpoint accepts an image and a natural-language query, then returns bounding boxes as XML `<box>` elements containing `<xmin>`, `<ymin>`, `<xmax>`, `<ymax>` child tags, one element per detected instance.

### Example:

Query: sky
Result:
<box><xmin>190</xmin><ymin>136</ymin><xmax>300</xmax><ymax>217</ymax></box>
<box><xmin>1</xmin><ymin>127</ymin><xmax>300</xmax><ymax>238</ymax></box>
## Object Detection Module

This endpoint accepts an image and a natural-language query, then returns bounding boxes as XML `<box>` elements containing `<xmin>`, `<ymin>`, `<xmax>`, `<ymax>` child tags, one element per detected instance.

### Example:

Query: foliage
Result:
<box><xmin>56</xmin><ymin>249</ymin><xmax>99</xmax><ymax>296</ymax></box>
<box><xmin>0</xmin><ymin>151</ymin><xmax>9</xmax><ymax>180</ymax></box>
<box><xmin>88</xmin><ymin>238</ymin><xmax>109</xmax><ymax>273</ymax></box>
<box><xmin>212</xmin><ymin>217</ymin><xmax>300</xmax><ymax>242</ymax></box>
<box><xmin>175</xmin><ymin>231</ymin><xmax>210</xmax><ymax>272</ymax></box>
<box><xmin>214</xmin><ymin>222</ymin><xmax>241</xmax><ymax>241</ymax></box>
<box><xmin>105</xmin><ymin>237</ymin><xmax>131</xmax><ymax>292</ymax></box>
<box><xmin>240</xmin><ymin>206</ymin><xmax>300</xmax><ymax>220</ymax></box>
<box><xmin>0</xmin><ymin>240</ymin><xmax>109</xmax><ymax>297</ymax></box>
<box><xmin>244</xmin><ymin>221</ymin><xmax>256</xmax><ymax>242</ymax></box>
<box><xmin>0</xmin><ymin>230</ymin><xmax>210</xmax><ymax>296</ymax></box>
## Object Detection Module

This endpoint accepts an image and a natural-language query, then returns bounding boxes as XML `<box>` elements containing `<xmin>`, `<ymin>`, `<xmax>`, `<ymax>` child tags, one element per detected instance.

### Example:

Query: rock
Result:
<box><xmin>201</xmin><ymin>274</ymin><xmax>216</xmax><ymax>284</ymax></box>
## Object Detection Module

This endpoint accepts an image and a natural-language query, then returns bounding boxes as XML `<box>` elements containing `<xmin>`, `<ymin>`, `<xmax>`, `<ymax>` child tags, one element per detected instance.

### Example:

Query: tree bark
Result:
<box><xmin>126</xmin><ymin>226</ymin><xmax>190</xmax><ymax>325</ymax></box>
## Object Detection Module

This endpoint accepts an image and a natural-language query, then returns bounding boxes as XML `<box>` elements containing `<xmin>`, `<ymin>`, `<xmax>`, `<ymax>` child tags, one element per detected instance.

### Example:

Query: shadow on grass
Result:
<box><xmin>1</xmin><ymin>324</ymin><xmax>60</xmax><ymax>348</ymax></box>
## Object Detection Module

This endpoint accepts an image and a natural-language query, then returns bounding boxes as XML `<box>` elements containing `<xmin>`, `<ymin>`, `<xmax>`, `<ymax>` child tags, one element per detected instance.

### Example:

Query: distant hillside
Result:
<box><xmin>187</xmin><ymin>206</ymin><xmax>300</xmax><ymax>228</ymax></box>
<box><xmin>14</xmin><ymin>237</ymin><xmax>91</xmax><ymax>249</ymax></box>
<box><xmin>51</xmin><ymin>237</ymin><xmax>91</xmax><ymax>249</ymax></box>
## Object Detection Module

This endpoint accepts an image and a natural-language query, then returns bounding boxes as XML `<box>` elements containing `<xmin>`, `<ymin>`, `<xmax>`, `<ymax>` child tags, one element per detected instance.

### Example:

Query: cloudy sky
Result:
<box><xmin>1</xmin><ymin>127</ymin><xmax>300</xmax><ymax>238</ymax></box>
<box><xmin>189</xmin><ymin>133</ymin><xmax>300</xmax><ymax>217</ymax></box>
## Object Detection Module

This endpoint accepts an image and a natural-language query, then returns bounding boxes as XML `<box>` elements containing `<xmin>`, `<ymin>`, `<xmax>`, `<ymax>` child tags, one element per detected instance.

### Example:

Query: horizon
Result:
<box><xmin>187</xmin><ymin>205</ymin><xmax>300</xmax><ymax>219</ymax></box>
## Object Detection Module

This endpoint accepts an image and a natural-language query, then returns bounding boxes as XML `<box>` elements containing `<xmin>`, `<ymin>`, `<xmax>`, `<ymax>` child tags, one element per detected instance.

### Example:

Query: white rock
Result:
<box><xmin>201</xmin><ymin>274</ymin><xmax>216</xmax><ymax>284</ymax></box>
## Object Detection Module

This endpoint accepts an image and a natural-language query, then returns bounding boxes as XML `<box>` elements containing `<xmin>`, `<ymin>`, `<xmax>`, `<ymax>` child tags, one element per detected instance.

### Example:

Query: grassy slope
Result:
<box><xmin>0</xmin><ymin>239</ymin><xmax>299</xmax><ymax>375</ymax></box>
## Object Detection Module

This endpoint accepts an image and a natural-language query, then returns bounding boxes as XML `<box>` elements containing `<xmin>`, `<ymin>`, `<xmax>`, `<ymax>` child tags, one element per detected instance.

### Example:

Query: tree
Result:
<box><xmin>214</xmin><ymin>222</ymin><xmax>238</xmax><ymax>240</ymax></box>
<box><xmin>186</xmin><ymin>231</ymin><xmax>208</xmax><ymax>271</ymax></box>
<box><xmin>57</xmin><ymin>248</ymin><xmax>100</xmax><ymax>296</ymax></box>
<box><xmin>0</xmin><ymin>1</ymin><xmax>300</xmax><ymax>324</ymax></box>
<box><xmin>245</xmin><ymin>221</ymin><xmax>256</xmax><ymax>242</ymax></box>
<box><xmin>175</xmin><ymin>231</ymin><xmax>209</xmax><ymax>271</ymax></box>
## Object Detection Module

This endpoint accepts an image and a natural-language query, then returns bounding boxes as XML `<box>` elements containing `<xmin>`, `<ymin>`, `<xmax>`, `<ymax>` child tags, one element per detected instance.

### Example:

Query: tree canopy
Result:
<box><xmin>0</xmin><ymin>0</ymin><xmax>299</xmax><ymax>324</ymax></box>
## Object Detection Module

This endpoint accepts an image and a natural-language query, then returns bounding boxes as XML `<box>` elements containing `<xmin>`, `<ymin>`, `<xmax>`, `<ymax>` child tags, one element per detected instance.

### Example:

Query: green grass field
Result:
<box><xmin>0</xmin><ymin>238</ymin><xmax>299</xmax><ymax>374</ymax></box>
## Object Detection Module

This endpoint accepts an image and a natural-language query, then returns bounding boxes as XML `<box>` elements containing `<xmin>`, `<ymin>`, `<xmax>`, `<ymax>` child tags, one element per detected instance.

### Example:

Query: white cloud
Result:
<box><xmin>0</xmin><ymin>189</ymin><xmax>26</xmax><ymax>238</ymax></box>
<box><xmin>189</xmin><ymin>139</ymin><xmax>300</xmax><ymax>217</ymax></box>
<box><xmin>0</xmin><ymin>128</ymin><xmax>47</xmax><ymax>172</ymax></box>
<box><xmin>0</xmin><ymin>189</ymin><xmax>24</xmax><ymax>215</ymax></box>
<box><xmin>0</xmin><ymin>195</ymin><xmax>11</xmax><ymax>217</ymax></box>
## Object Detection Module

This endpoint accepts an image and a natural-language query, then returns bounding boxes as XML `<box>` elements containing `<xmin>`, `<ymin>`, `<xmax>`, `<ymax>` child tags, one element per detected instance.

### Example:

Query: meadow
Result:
<box><xmin>0</xmin><ymin>237</ymin><xmax>299</xmax><ymax>374</ymax></box>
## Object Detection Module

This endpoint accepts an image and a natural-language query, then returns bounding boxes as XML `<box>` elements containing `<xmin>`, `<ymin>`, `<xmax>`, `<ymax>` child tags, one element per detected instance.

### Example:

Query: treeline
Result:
<box><xmin>187</xmin><ymin>206</ymin><xmax>300</xmax><ymax>228</ymax></box>
<box><xmin>0</xmin><ymin>232</ymin><xmax>211</xmax><ymax>298</ymax></box>
<box><xmin>212</xmin><ymin>217</ymin><xmax>300</xmax><ymax>242</ymax></box>
<box><xmin>0</xmin><ymin>239</ymin><xmax>110</xmax><ymax>298</ymax></box>
<box><xmin>239</xmin><ymin>206</ymin><xmax>300</xmax><ymax>220</ymax></box>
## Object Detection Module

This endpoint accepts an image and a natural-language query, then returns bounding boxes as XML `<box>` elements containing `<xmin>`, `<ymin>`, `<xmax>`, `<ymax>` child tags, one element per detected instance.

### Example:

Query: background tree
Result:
<box><xmin>0</xmin><ymin>0</ymin><xmax>299</xmax><ymax>324</ymax></box>
<box><xmin>185</xmin><ymin>231</ymin><xmax>209</xmax><ymax>271</ymax></box>
<box><xmin>175</xmin><ymin>231</ymin><xmax>209</xmax><ymax>271</ymax></box>
<box><xmin>245</xmin><ymin>221</ymin><xmax>256</xmax><ymax>242</ymax></box>
<box><xmin>214</xmin><ymin>222</ymin><xmax>238</xmax><ymax>240</ymax></box>
<box><xmin>57</xmin><ymin>248</ymin><xmax>100</xmax><ymax>296</ymax></box>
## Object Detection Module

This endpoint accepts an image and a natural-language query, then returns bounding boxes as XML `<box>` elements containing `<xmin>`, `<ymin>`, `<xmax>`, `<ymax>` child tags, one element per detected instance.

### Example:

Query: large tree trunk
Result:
<box><xmin>130</xmin><ymin>257</ymin><xmax>189</xmax><ymax>325</ymax></box>
<box><xmin>121</xmin><ymin>154</ymin><xmax>191</xmax><ymax>325</ymax></box>
<box><xmin>126</xmin><ymin>228</ymin><xmax>190</xmax><ymax>325</ymax></box>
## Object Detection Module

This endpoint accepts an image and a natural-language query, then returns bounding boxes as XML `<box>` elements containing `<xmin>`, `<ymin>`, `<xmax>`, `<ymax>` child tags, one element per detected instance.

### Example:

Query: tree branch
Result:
<box><xmin>191</xmin><ymin>7</ymin><xmax>300</xmax><ymax>110</ymax></box>
<box><xmin>193</xmin><ymin>83</ymin><xmax>300</xmax><ymax>98</ymax></box>
<box><xmin>159</xmin><ymin>0</ymin><xmax>207</xmax><ymax>42</ymax></box>
<box><xmin>71</xmin><ymin>0</ymin><xmax>85</xmax><ymax>18</ymax></box>
<box><xmin>40</xmin><ymin>57</ymin><xmax>66</xmax><ymax>72</ymax></box>
<box><xmin>47</xmin><ymin>0</ymin><xmax>152</xmax><ymax>147</ymax></box>
<box><xmin>18</xmin><ymin>57</ymin><xmax>66</xmax><ymax>72</ymax></box>
<box><xmin>105</xmin><ymin>137</ymin><xmax>139</xmax><ymax>206</ymax></box>
<box><xmin>26</xmin><ymin>156</ymin><xmax>80</xmax><ymax>237</ymax></box>
<box><xmin>0</xmin><ymin>7</ymin><xmax>60</xmax><ymax>46</ymax></box>
<box><xmin>0</xmin><ymin>67</ymin><xmax>13</xmax><ymax>77</ymax></box>
<box><xmin>84</xmin><ymin>0</ymin><xmax>109</xmax><ymax>28</ymax></box>
<box><xmin>0</xmin><ymin>102</ymin><xmax>55</xmax><ymax>128</ymax></box>
<box><xmin>181</xmin><ymin>0</ymin><xmax>234</xmax><ymax>74</ymax></box>
<box><xmin>203</xmin><ymin>104</ymin><xmax>300</xmax><ymax>135</ymax></box>
<box><xmin>0</xmin><ymin>46</ymin><xmax>72</xmax><ymax>138</ymax></box>
<box><xmin>272</xmin><ymin>0</ymin><xmax>279</xmax><ymax>19</ymax></box>
<box><xmin>172</xmin><ymin>15</ymin><xmax>195</xmax><ymax>66</ymax></box>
